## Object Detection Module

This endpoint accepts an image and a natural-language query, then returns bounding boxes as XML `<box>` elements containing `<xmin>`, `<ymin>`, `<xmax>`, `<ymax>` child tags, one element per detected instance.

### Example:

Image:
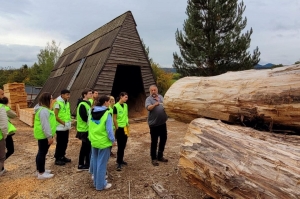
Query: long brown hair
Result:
<box><xmin>38</xmin><ymin>92</ymin><xmax>52</xmax><ymax>108</ymax></box>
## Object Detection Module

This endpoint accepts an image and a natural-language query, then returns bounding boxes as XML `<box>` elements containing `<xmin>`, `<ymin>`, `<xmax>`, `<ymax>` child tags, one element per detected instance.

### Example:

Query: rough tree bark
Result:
<box><xmin>164</xmin><ymin>65</ymin><xmax>300</xmax><ymax>130</ymax></box>
<box><xmin>179</xmin><ymin>118</ymin><xmax>300</xmax><ymax>199</ymax></box>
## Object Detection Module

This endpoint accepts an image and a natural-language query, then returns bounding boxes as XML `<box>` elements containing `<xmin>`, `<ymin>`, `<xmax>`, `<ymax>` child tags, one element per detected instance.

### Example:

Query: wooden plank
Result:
<box><xmin>19</xmin><ymin>108</ymin><xmax>34</xmax><ymax>127</ymax></box>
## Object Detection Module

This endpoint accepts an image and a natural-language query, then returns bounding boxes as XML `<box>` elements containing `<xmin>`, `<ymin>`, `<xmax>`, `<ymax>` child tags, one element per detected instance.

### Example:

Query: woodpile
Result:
<box><xmin>163</xmin><ymin>65</ymin><xmax>300</xmax><ymax>198</ymax></box>
<box><xmin>179</xmin><ymin>118</ymin><xmax>300</xmax><ymax>199</ymax></box>
<box><xmin>17</xmin><ymin>104</ymin><xmax>34</xmax><ymax>127</ymax></box>
<box><xmin>164</xmin><ymin>65</ymin><xmax>300</xmax><ymax>131</ymax></box>
<box><xmin>3</xmin><ymin>83</ymin><xmax>28</xmax><ymax>111</ymax></box>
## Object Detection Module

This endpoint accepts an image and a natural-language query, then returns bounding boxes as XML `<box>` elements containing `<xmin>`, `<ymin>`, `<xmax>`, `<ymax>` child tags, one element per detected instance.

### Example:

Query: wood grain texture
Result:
<box><xmin>179</xmin><ymin>118</ymin><xmax>300</xmax><ymax>199</ymax></box>
<box><xmin>164</xmin><ymin>65</ymin><xmax>300</xmax><ymax>130</ymax></box>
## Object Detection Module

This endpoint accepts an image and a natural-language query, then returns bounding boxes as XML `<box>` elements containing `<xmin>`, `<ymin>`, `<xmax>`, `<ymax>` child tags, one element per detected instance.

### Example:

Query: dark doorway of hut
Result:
<box><xmin>111</xmin><ymin>65</ymin><xmax>147</xmax><ymax>119</ymax></box>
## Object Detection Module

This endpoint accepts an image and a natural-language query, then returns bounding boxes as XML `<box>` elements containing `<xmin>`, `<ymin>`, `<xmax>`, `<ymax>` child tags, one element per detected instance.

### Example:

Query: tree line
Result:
<box><xmin>0</xmin><ymin>40</ymin><xmax>61</xmax><ymax>88</ymax></box>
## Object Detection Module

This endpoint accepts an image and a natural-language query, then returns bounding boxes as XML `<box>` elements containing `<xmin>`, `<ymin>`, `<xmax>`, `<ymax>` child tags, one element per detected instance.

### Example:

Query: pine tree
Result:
<box><xmin>173</xmin><ymin>0</ymin><xmax>260</xmax><ymax>77</ymax></box>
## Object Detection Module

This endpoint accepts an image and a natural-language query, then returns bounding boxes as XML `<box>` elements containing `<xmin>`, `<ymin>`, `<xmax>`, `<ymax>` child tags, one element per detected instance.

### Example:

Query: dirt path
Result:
<box><xmin>0</xmin><ymin>118</ymin><xmax>205</xmax><ymax>199</ymax></box>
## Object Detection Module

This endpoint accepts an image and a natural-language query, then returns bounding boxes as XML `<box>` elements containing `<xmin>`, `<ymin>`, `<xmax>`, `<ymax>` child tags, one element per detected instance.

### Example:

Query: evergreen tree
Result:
<box><xmin>173</xmin><ymin>0</ymin><xmax>260</xmax><ymax>77</ymax></box>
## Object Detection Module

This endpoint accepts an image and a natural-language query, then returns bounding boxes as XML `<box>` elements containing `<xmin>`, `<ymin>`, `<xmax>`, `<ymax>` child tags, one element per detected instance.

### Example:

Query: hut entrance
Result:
<box><xmin>111</xmin><ymin>65</ymin><xmax>147</xmax><ymax>118</ymax></box>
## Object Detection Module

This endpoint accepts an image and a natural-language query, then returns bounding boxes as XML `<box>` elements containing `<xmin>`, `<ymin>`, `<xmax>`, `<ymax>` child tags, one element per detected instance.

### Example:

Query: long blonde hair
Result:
<box><xmin>109</xmin><ymin>96</ymin><xmax>115</xmax><ymax>108</ymax></box>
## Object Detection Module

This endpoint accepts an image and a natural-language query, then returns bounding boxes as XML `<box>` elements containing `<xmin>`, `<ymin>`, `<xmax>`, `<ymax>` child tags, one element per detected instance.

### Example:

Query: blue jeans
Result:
<box><xmin>91</xmin><ymin>147</ymin><xmax>110</xmax><ymax>190</ymax></box>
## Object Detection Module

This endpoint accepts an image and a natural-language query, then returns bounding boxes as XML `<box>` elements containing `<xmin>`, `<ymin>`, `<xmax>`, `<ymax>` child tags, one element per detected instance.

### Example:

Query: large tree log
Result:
<box><xmin>179</xmin><ymin>118</ymin><xmax>300</xmax><ymax>199</ymax></box>
<box><xmin>164</xmin><ymin>65</ymin><xmax>300</xmax><ymax>130</ymax></box>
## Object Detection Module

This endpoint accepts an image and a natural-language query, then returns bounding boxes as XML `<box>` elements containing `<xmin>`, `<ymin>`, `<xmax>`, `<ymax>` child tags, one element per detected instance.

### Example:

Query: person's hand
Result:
<box><xmin>154</xmin><ymin>101</ymin><xmax>159</xmax><ymax>106</ymax></box>
<box><xmin>48</xmin><ymin>137</ymin><xmax>53</xmax><ymax>145</ymax></box>
<box><xmin>113</xmin><ymin>141</ymin><xmax>117</xmax><ymax>146</ymax></box>
<box><xmin>66</xmin><ymin>121</ymin><xmax>71</xmax><ymax>129</ymax></box>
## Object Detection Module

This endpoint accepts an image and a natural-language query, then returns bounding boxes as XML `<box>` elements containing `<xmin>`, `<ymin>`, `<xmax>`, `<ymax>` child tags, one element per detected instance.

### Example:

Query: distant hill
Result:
<box><xmin>160</xmin><ymin>68</ymin><xmax>177</xmax><ymax>73</ymax></box>
<box><xmin>254</xmin><ymin>63</ymin><xmax>274</xmax><ymax>69</ymax></box>
<box><xmin>161</xmin><ymin>64</ymin><xmax>276</xmax><ymax>73</ymax></box>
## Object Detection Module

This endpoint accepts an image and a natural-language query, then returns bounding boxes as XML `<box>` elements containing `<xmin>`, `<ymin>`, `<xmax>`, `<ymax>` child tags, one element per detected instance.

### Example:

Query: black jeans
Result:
<box><xmin>6</xmin><ymin>134</ymin><xmax>14</xmax><ymax>159</ymax></box>
<box><xmin>115</xmin><ymin>127</ymin><xmax>128</xmax><ymax>164</ymax></box>
<box><xmin>78</xmin><ymin>138</ymin><xmax>91</xmax><ymax>166</ymax></box>
<box><xmin>150</xmin><ymin>123</ymin><xmax>167</xmax><ymax>160</ymax></box>
<box><xmin>36</xmin><ymin>138</ymin><xmax>50</xmax><ymax>173</ymax></box>
<box><xmin>54</xmin><ymin>130</ymin><xmax>69</xmax><ymax>159</ymax></box>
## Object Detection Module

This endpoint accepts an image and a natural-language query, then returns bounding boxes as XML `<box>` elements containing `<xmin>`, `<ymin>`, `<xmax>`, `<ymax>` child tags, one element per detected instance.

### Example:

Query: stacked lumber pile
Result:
<box><xmin>164</xmin><ymin>64</ymin><xmax>300</xmax><ymax>198</ymax></box>
<box><xmin>3</xmin><ymin>83</ymin><xmax>27</xmax><ymax>111</ymax></box>
<box><xmin>16</xmin><ymin>104</ymin><xmax>34</xmax><ymax>127</ymax></box>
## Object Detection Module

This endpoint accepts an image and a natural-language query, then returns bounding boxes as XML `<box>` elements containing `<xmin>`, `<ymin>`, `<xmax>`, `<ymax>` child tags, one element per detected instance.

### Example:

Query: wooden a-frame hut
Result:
<box><xmin>32</xmin><ymin>11</ymin><xmax>156</xmax><ymax>117</ymax></box>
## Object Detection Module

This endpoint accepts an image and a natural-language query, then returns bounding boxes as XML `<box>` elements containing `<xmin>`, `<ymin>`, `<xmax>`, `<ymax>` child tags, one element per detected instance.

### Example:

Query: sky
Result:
<box><xmin>0</xmin><ymin>0</ymin><xmax>299</xmax><ymax>69</ymax></box>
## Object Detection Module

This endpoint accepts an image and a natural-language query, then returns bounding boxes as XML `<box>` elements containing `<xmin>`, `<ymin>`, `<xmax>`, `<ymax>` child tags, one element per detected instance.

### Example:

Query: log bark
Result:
<box><xmin>179</xmin><ymin>118</ymin><xmax>300</xmax><ymax>199</ymax></box>
<box><xmin>164</xmin><ymin>65</ymin><xmax>300</xmax><ymax>130</ymax></box>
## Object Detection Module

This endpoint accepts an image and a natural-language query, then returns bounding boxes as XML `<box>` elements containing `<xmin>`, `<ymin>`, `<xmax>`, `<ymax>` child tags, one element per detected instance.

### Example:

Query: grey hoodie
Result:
<box><xmin>34</xmin><ymin>104</ymin><xmax>52</xmax><ymax>139</ymax></box>
<box><xmin>0</xmin><ymin>106</ymin><xmax>8</xmax><ymax>139</ymax></box>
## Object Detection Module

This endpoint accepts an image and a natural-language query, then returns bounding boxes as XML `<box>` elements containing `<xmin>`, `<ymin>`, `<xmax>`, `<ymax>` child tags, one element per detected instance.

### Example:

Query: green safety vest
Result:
<box><xmin>114</xmin><ymin>102</ymin><xmax>128</xmax><ymax>128</ymax></box>
<box><xmin>5</xmin><ymin>106</ymin><xmax>16</xmax><ymax>134</ymax></box>
<box><xmin>54</xmin><ymin>100</ymin><xmax>71</xmax><ymax>126</ymax></box>
<box><xmin>89</xmin><ymin>99</ymin><xmax>94</xmax><ymax>106</ymax></box>
<box><xmin>88</xmin><ymin>110</ymin><xmax>112</xmax><ymax>149</ymax></box>
<box><xmin>34</xmin><ymin>107</ymin><xmax>56</xmax><ymax>140</ymax></box>
<box><xmin>76</xmin><ymin>101</ymin><xmax>91</xmax><ymax>132</ymax></box>
<box><xmin>0</xmin><ymin>104</ymin><xmax>4</xmax><ymax>140</ymax></box>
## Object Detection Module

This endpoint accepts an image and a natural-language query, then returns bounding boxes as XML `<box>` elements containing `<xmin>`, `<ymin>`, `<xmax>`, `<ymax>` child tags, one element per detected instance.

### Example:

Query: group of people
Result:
<box><xmin>0</xmin><ymin>85</ymin><xmax>169</xmax><ymax>191</ymax></box>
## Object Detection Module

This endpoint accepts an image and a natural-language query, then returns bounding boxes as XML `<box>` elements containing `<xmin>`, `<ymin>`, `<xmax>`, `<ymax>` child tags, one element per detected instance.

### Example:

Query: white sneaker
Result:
<box><xmin>104</xmin><ymin>183</ymin><xmax>112</xmax><ymax>189</ymax></box>
<box><xmin>36</xmin><ymin>169</ymin><xmax>51</xmax><ymax>176</ymax></box>
<box><xmin>0</xmin><ymin>169</ymin><xmax>6</xmax><ymax>176</ymax></box>
<box><xmin>37</xmin><ymin>172</ymin><xmax>54</xmax><ymax>180</ymax></box>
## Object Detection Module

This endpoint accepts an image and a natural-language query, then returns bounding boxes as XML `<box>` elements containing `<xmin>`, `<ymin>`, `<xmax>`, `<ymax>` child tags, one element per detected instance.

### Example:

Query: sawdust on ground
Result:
<box><xmin>0</xmin><ymin>118</ymin><xmax>205</xmax><ymax>199</ymax></box>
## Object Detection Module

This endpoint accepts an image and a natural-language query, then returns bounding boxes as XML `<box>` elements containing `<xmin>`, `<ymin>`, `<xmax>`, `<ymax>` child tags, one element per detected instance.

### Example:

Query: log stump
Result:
<box><xmin>164</xmin><ymin>65</ymin><xmax>300</xmax><ymax>131</ymax></box>
<box><xmin>179</xmin><ymin>118</ymin><xmax>300</xmax><ymax>198</ymax></box>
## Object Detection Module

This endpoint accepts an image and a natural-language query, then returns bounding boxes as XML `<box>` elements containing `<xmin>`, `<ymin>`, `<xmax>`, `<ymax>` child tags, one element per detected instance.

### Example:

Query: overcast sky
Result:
<box><xmin>0</xmin><ymin>0</ymin><xmax>299</xmax><ymax>69</ymax></box>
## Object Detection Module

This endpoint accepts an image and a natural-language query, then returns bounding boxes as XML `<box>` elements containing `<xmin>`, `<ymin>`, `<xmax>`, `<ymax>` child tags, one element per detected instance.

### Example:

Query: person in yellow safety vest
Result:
<box><xmin>0</xmin><ymin>97</ymin><xmax>17</xmax><ymax>172</ymax></box>
<box><xmin>113</xmin><ymin>92</ymin><xmax>129</xmax><ymax>171</ymax></box>
<box><xmin>33</xmin><ymin>92</ymin><xmax>56</xmax><ymax>179</ymax></box>
<box><xmin>89</xmin><ymin>95</ymin><xmax>115</xmax><ymax>190</ymax></box>
<box><xmin>89</xmin><ymin>90</ymin><xmax>99</xmax><ymax>107</ymax></box>
<box><xmin>76</xmin><ymin>89</ymin><xmax>93</xmax><ymax>171</ymax></box>
<box><xmin>53</xmin><ymin>89</ymin><xmax>72</xmax><ymax>166</ymax></box>
<box><xmin>0</xmin><ymin>89</ymin><xmax>8</xmax><ymax>176</ymax></box>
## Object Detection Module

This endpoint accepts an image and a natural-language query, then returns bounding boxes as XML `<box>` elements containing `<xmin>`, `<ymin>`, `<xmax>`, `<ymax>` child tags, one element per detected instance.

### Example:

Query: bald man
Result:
<box><xmin>0</xmin><ymin>89</ymin><xmax>8</xmax><ymax>175</ymax></box>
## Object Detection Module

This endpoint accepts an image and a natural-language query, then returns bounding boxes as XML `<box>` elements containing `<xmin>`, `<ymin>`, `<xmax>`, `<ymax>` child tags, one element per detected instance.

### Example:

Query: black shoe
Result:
<box><xmin>55</xmin><ymin>160</ymin><xmax>66</xmax><ymax>166</ymax></box>
<box><xmin>77</xmin><ymin>165</ymin><xmax>89</xmax><ymax>171</ymax></box>
<box><xmin>116</xmin><ymin>164</ymin><xmax>122</xmax><ymax>171</ymax></box>
<box><xmin>61</xmin><ymin>156</ymin><xmax>71</xmax><ymax>163</ymax></box>
<box><xmin>152</xmin><ymin>160</ymin><xmax>159</xmax><ymax>166</ymax></box>
<box><xmin>121</xmin><ymin>161</ymin><xmax>127</xmax><ymax>166</ymax></box>
<box><xmin>158</xmin><ymin>157</ymin><xmax>168</xmax><ymax>162</ymax></box>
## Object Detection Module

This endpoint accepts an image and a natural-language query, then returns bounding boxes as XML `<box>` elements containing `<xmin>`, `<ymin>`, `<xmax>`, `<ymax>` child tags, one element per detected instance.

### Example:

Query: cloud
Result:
<box><xmin>0</xmin><ymin>44</ymin><xmax>40</xmax><ymax>68</ymax></box>
<box><xmin>0</xmin><ymin>0</ymin><xmax>300</xmax><ymax>68</ymax></box>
